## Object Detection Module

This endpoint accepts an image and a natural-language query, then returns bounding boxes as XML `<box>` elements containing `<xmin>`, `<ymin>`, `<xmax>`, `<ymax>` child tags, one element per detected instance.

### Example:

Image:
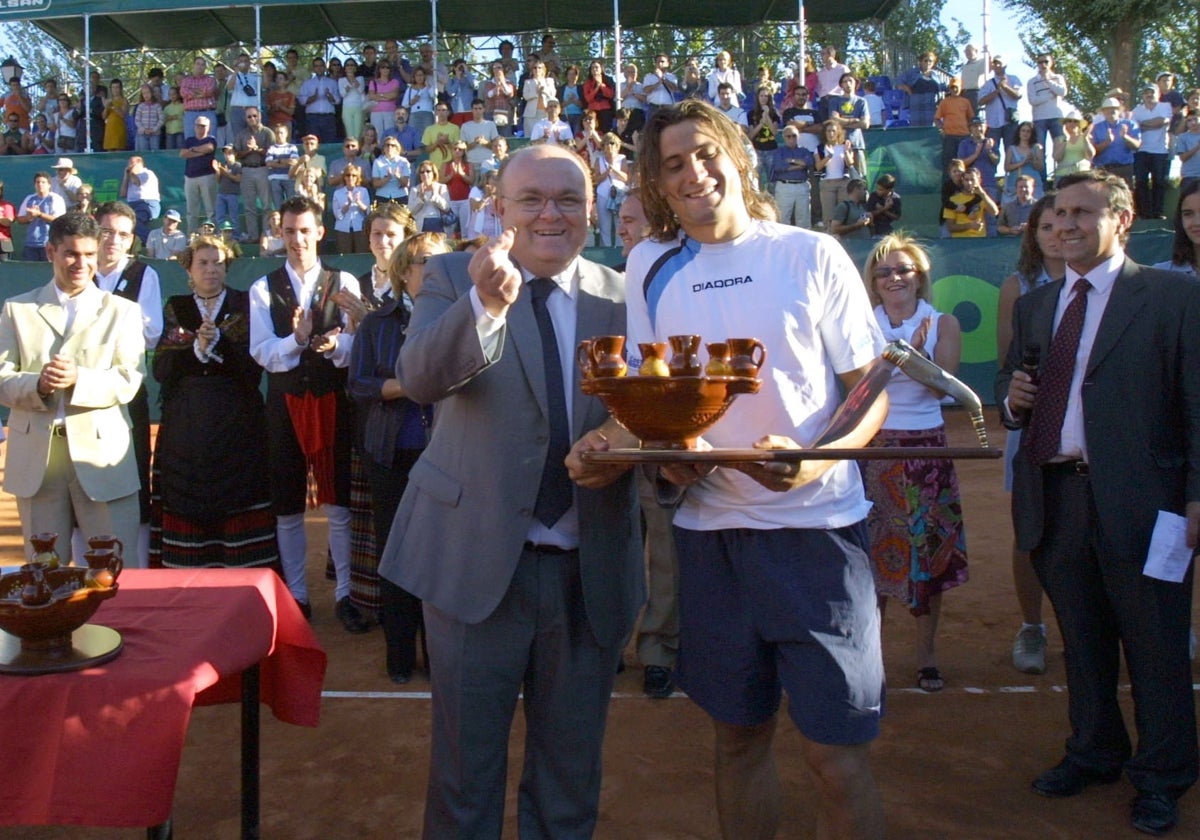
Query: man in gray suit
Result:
<box><xmin>998</xmin><ymin>169</ymin><xmax>1200</xmax><ymax>836</ymax></box>
<box><xmin>379</xmin><ymin>144</ymin><xmax>642</xmax><ymax>839</ymax></box>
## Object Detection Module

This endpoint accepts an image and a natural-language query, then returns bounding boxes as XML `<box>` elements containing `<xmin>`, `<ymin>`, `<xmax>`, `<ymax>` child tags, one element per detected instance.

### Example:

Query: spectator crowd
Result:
<box><xmin>5</xmin><ymin>41</ymin><xmax>1195</xmax><ymax>260</ymax></box>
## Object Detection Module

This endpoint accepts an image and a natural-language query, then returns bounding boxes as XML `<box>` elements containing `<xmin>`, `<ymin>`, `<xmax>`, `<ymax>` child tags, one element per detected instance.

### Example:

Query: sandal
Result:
<box><xmin>917</xmin><ymin>667</ymin><xmax>944</xmax><ymax>692</ymax></box>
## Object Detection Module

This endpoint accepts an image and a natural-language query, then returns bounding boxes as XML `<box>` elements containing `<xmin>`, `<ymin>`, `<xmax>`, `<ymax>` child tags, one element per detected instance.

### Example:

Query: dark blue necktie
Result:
<box><xmin>529</xmin><ymin>277</ymin><xmax>572</xmax><ymax>527</ymax></box>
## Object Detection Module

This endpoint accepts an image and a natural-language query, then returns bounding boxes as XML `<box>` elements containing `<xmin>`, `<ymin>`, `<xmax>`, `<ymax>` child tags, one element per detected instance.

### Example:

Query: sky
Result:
<box><xmin>940</xmin><ymin>0</ymin><xmax>1035</xmax><ymax>80</ymax></box>
<box><xmin>939</xmin><ymin>0</ymin><xmax>1037</xmax><ymax>116</ymax></box>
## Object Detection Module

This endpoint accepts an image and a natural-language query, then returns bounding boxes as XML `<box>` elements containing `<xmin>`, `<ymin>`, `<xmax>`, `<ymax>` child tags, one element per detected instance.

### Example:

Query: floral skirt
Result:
<box><xmin>861</xmin><ymin>426</ymin><xmax>968</xmax><ymax>615</ymax></box>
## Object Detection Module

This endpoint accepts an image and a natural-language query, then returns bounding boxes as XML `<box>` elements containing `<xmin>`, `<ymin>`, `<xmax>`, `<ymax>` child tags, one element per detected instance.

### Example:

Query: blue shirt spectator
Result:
<box><xmin>1091</xmin><ymin>101</ymin><xmax>1140</xmax><ymax>168</ymax></box>
<box><xmin>771</xmin><ymin>143</ymin><xmax>815</xmax><ymax>183</ymax></box>
<box><xmin>383</xmin><ymin>116</ymin><xmax>423</xmax><ymax>159</ymax></box>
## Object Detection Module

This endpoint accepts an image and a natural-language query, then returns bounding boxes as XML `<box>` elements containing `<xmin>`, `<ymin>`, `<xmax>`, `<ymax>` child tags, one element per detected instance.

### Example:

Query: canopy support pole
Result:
<box><xmin>432</xmin><ymin>0</ymin><xmax>440</xmax><ymax>88</ymax></box>
<box><xmin>84</xmin><ymin>14</ymin><xmax>92</xmax><ymax>154</ymax></box>
<box><xmin>797</xmin><ymin>0</ymin><xmax>806</xmax><ymax>103</ymax></box>
<box><xmin>255</xmin><ymin>6</ymin><xmax>263</xmax><ymax>114</ymax></box>
<box><xmin>613</xmin><ymin>0</ymin><xmax>622</xmax><ymax>108</ymax></box>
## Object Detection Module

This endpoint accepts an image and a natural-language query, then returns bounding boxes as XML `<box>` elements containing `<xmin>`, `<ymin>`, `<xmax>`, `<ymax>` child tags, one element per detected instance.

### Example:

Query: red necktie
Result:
<box><xmin>1025</xmin><ymin>278</ymin><xmax>1091</xmax><ymax>464</ymax></box>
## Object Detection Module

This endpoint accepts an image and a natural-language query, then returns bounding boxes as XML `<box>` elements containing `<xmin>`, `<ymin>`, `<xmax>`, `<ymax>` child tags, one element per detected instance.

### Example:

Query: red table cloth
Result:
<box><xmin>0</xmin><ymin>568</ymin><xmax>327</xmax><ymax>827</ymax></box>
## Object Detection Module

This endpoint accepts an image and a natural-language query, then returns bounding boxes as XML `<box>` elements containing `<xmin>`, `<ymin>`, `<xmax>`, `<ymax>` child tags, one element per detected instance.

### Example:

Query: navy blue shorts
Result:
<box><xmin>673</xmin><ymin>523</ymin><xmax>884</xmax><ymax>745</ymax></box>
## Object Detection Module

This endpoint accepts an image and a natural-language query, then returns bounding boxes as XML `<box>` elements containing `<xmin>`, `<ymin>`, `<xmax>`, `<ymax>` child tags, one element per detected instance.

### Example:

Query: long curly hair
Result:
<box><xmin>1015</xmin><ymin>194</ymin><xmax>1056</xmax><ymax>282</ymax></box>
<box><xmin>636</xmin><ymin>100</ymin><xmax>776</xmax><ymax>242</ymax></box>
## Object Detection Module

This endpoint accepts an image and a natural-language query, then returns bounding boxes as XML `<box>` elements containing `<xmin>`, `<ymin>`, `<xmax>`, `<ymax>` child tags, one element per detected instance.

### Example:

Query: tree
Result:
<box><xmin>836</xmin><ymin>0</ymin><xmax>963</xmax><ymax>80</ymax></box>
<box><xmin>1002</xmin><ymin>0</ymin><xmax>1198</xmax><ymax>111</ymax></box>
<box><xmin>1</xmin><ymin>22</ymin><xmax>82</xmax><ymax>97</ymax></box>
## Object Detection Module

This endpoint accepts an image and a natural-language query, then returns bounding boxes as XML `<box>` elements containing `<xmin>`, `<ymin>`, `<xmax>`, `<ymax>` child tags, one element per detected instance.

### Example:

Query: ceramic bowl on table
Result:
<box><xmin>0</xmin><ymin>565</ymin><xmax>119</xmax><ymax>654</ymax></box>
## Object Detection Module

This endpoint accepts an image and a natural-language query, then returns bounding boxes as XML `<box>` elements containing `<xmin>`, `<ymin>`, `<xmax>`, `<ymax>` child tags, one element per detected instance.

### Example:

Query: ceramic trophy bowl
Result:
<box><xmin>581</xmin><ymin>374</ymin><xmax>761</xmax><ymax>450</ymax></box>
<box><xmin>0</xmin><ymin>564</ymin><xmax>118</xmax><ymax>654</ymax></box>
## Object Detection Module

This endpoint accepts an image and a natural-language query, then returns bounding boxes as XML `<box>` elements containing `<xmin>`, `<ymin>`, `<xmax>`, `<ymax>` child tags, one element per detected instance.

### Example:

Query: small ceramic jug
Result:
<box><xmin>705</xmin><ymin>342</ymin><xmax>732</xmax><ymax>377</ymax></box>
<box><xmin>668</xmin><ymin>335</ymin><xmax>702</xmax><ymax>377</ymax></box>
<box><xmin>726</xmin><ymin>337</ymin><xmax>768</xmax><ymax>377</ymax></box>
<box><xmin>83</xmin><ymin>549</ymin><xmax>123</xmax><ymax>589</ymax></box>
<box><xmin>29</xmin><ymin>532</ymin><xmax>60</xmax><ymax>569</ymax></box>
<box><xmin>588</xmin><ymin>335</ymin><xmax>628</xmax><ymax>377</ymax></box>
<box><xmin>87</xmin><ymin>534</ymin><xmax>124</xmax><ymax>558</ymax></box>
<box><xmin>19</xmin><ymin>562</ymin><xmax>53</xmax><ymax>607</ymax></box>
<box><xmin>575</xmin><ymin>339</ymin><xmax>596</xmax><ymax>379</ymax></box>
<box><xmin>638</xmin><ymin>342</ymin><xmax>670</xmax><ymax>377</ymax></box>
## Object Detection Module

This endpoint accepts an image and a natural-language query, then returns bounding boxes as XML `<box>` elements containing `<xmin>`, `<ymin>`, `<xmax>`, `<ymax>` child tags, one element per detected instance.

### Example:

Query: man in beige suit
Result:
<box><xmin>0</xmin><ymin>212</ymin><xmax>144</xmax><ymax>562</ymax></box>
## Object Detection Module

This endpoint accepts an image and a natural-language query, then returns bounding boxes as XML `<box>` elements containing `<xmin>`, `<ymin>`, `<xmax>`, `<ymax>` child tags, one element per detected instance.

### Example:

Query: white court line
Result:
<box><xmin>319</xmin><ymin>685</ymin><xmax>1200</xmax><ymax>701</ymax></box>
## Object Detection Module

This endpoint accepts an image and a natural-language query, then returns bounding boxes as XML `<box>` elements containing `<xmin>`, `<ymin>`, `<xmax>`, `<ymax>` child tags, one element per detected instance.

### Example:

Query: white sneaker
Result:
<box><xmin>1013</xmin><ymin>625</ymin><xmax>1047</xmax><ymax>675</ymax></box>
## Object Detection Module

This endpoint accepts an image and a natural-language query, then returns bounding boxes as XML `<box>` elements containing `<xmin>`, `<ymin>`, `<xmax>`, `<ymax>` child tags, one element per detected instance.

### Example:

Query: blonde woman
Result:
<box><xmin>592</xmin><ymin>132</ymin><xmax>629</xmax><ymax>247</ymax></box>
<box><xmin>332</xmin><ymin>164</ymin><xmax>370</xmax><ymax>253</ymax></box>
<box><xmin>860</xmin><ymin>233</ymin><xmax>966</xmax><ymax>693</ymax></box>
<box><xmin>408</xmin><ymin>160</ymin><xmax>450</xmax><ymax>232</ymax></box>
<box><xmin>522</xmin><ymin>59</ymin><xmax>556</xmax><ymax>138</ymax></box>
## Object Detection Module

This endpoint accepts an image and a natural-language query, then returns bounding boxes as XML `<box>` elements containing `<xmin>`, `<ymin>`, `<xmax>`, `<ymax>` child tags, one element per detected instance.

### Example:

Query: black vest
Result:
<box><xmin>266</xmin><ymin>263</ymin><xmax>347</xmax><ymax>396</ymax></box>
<box><xmin>100</xmin><ymin>259</ymin><xmax>149</xmax><ymax>303</ymax></box>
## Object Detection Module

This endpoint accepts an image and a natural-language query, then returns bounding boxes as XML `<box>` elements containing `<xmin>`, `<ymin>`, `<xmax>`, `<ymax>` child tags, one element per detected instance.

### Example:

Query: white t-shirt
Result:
<box><xmin>338</xmin><ymin>76</ymin><xmax>366</xmax><ymax>110</ymax></box>
<box><xmin>624</xmin><ymin>221</ymin><xmax>883</xmax><ymax>531</ymax></box>
<box><xmin>460</xmin><ymin>119</ymin><xmax>499</xmax><ymax>166</ymax></box>
<box><xmin>873</xmin><ymin>299</ymin><xmax>946</xmax><ymax>430</ymax></box>
<box><xmin>530</xmin><ymin>118</ymin><xmax>573</xmax><ymax>145</ymax></box>
<box><xmin>642</xmin><ymin>71</ymin><xmax>677</xmax><ymax>106</ymax></box>
<box><xmin>1131</xmin><ymin>101</ymin><xmax>1173</xmax><ymax>154</ymax></box>
<box><xmin>229</xmin><ymin>71</ymin><xmax>262</xmax><ymax>109</ymax></box>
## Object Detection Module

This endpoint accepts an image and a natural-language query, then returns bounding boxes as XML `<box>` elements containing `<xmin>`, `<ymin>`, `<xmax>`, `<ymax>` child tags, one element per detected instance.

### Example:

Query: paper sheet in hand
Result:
<box><xmin>1143</xmin><ymin>510</ymin><xmax>1195</xmax><ymax>583</ymax></box>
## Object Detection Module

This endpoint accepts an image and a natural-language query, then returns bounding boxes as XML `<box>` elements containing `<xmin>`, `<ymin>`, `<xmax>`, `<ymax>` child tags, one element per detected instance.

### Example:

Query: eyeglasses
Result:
<box><xmin>1037</xmin><ymin>60</ymin><xmax>1051</xmax><ymax>66</ymax></box>
<box><xmin>501</xmin><ymin>193</ymin><xmax>587</xmax><ymax>215</ymax></box>
<box><xmin>872</xmin><ymin>265</ymin><xmax>917</xmax><ymax>280</ymax></box>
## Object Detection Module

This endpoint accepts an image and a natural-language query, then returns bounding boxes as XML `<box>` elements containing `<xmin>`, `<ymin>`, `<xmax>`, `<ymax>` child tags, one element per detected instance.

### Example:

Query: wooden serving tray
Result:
<box><xmin>582</xmin><ymin>447</ymin><xmax>1003</xmax><ymax>464</ymax></box>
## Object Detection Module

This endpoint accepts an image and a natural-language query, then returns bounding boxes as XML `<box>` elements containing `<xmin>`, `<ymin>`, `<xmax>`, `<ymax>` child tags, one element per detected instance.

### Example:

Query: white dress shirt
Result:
<box><xmin>249</xmin><ymin>260</ymin><xmax>359</xmax><ymax>371</ymax></box>
<box><xmin>94</xmin><ymin>258</ymin><xmax>163</xmax><ymax>350</ymax></box>
<box><xmin>469</xmin><ymin>261</ymin><xmax>581</xmax><ymax>548</ymax></box>
<box><xmin>1054</xmin><ymin>249</ymin><xmax>1124</xmax><ymax>462</ymax></box>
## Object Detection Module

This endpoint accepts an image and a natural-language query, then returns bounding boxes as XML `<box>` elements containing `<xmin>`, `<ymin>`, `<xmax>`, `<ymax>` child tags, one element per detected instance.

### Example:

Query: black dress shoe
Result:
<box><xmin>388</xmin><ymin>670</ymin><xmax>412</xmax><ymax>685</ymax></box>
<box><xmin>643</xmin><ymin>665</ymin><xmax>675</xmax><ymax>699</ymax></box>
<box><xmin>1031</xmin><ymin>759</ymin><xmax>1122</xmax><ymax>798</ymax></box>
<box><xmin>1132</xmin><ymin>792</ymin><xmax>1178</xmax><ymax>836</ymax></box>
<box><xmin>335</xmin><ymin>597</ymin><xmax>371</xmax><ymax>634</ymax></box>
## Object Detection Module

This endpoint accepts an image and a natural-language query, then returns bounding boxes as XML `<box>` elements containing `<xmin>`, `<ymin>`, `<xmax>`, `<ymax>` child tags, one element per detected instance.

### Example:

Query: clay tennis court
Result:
<box><xmin>7</xmin><ymin>409</ymin><xmax>1198</xmax><ymax>839</ymax></box>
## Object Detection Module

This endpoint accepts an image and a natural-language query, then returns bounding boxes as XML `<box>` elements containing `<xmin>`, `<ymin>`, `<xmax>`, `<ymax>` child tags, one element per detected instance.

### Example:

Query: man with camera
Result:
<box><xmin>978</xmin><ymin>55</ymin><xmax>1023</xmax><ymax>156</ymax></box>
<box><xmin>227</xmin><ymin>52</ymin><xmax>262</xmax><ymax>140</ymax></box>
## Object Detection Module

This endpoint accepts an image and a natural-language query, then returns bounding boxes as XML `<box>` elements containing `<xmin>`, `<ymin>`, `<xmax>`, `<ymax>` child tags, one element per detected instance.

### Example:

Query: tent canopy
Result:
<box><xmin>7</xmin><ymin>0</ymin><xmax>900</xmax><ymax>53</ymax></box>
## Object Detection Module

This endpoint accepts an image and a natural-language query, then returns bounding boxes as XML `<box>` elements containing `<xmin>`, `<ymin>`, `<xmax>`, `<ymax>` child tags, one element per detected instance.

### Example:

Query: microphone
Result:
<box><xmin>1021</xmin><ymin>344</ymin><xmax>1040</xmax><ymax>385</ymax></box>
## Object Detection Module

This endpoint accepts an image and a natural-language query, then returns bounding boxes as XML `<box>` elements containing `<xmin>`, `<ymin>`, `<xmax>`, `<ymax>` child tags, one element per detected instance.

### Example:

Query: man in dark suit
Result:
<box><xmin>378</xmin><ymin>144</ymin><xmax>642</xmax><ymax>838</ymax></box>
<box><xmin>997</xmin><ymin>169</ymin><xmax>1200</xmax><ymax>837</ymax></box>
